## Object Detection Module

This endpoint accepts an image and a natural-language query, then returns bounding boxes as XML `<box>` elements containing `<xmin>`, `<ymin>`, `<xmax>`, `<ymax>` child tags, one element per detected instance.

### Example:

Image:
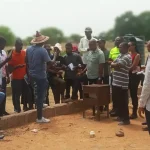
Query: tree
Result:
<box><xmin>40</xmin><ymin>27</ymin><xmax>65</xmax><ymax>45</ymax></box>
<box><xmin>113</xmin><ymin>11</ymin><xmax>143</xmax><ymax>37</ymax></box>
<box><xmin>98</xmin><ymin>30</ymin><xmax>115</xmax><ymax>41</ymax></box>
<box><xmin>0</xmin><ymin>26</ymin><xmax>16</xmax><ymax>46</ymax></box>
<box><xmin>69</xmin><ymin>34</ymin><xmax>81</xmax><ymax>43</ymax></box>
<box><xmin>138</xmin><ymin>11</ymin><xmax>150</xmax><ymax>40</ymax></box>
<box><xmin>23</xmin><ymin>36</ymin><xmax>32</xmax><ymax>45</ymax></box>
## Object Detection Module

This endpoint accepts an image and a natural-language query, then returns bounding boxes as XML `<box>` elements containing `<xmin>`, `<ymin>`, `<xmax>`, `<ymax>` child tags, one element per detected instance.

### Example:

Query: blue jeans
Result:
<box><xmin>30</xmin><ymin>77</ymin><xmax>48</xmax><ymax>119</ymax></box>
<box><xmin>0</xmin><ymin>92</ymin><xmax>5</xmax><ymax>105</ymax></box>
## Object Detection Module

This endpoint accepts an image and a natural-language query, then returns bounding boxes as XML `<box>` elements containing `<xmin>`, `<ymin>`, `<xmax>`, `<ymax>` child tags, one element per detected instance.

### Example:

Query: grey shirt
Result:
<box><xmin>26</xmin><ymin>45</ymin><xmax>51</xmax><ymax>79</ymax></box>
<box><xmin>64</xmin><ymin>53</ymin><xmax>83</xmax><ymax>79</ymax></box>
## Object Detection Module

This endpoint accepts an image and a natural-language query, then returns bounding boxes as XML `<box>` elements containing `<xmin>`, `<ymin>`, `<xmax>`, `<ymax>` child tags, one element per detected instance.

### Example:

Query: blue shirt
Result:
<box><xmin>26</xmin><ymin>45</ymin><xmax>51</xmax><ymax>79</ymax></box>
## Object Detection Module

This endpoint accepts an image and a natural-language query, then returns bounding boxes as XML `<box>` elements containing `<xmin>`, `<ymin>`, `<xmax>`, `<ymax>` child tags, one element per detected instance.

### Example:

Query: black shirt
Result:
<box><xmin>64</xmin><ymin>53</ymin><xmax>83</xmax><ymax>79</ymax></box>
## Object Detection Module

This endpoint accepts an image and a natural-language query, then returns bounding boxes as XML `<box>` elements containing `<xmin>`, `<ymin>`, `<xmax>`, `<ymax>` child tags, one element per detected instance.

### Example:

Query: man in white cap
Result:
<box><xmin>26</xmin><ymin>31</ymin><xmax>53</xmax><ymax>123</ymax></box>
<box><xmin>47</xmin><ymin>43</ymin><xmax>66</xmax><ymax>104</ymax></box>
<box><xmin>78</xmin><ymin>27</ymin><xmax>97</xmax><ymax>64</ymax></box>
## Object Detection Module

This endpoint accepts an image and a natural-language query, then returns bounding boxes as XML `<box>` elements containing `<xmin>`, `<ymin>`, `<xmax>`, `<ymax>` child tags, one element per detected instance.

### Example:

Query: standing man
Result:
<box><xmin>109</xmin><ymin>36</ymin><xmax>124</xmax><ymax>116</ymax></box>
<box><xmin>64</xmin><ymin>42</ymin><xmax>83</xmax><ymax>100</ymax></box>
<box><xmin>98</xmin><ymin>38</ymin><xmax>110</xmax><ymax>84</ymax></box>
<box><xmin>0</xmin><ymin>51</ymin><xmax>12</xmax><ymax>139</ymax></box>
<box><xmin>0</xmin><ymin>36</ymin><xmax>10</xmax><ymax>116</ymax></box>
<box><xmin>138</xmin><ymin>41</ymin><xmax>150</xmax><ymax>134</ymax></box>
<box><xmin>111</xmin><ymin>42</ymin><xmax>132</xmax><ymax>125</ymax></box>
<box><xmin>26</xmin><ymin>31</ymin><xmax>53</xmax><ymax>123</ymax></box>
<box><xmin>85</xmin><ymin>39</ymin><xmax>105</xmax><ymax>84</ymax></box>
<box><xmin>80</xmin><ymin>39</ymin><xmax>105</xmax><ymax>114</ymax></box>
<box><xmin>8</xmin><ymin>39</ymin><xmax>26</xmax><ymax>113</ymax></box>
<box><xmin>79</xmin><ymin>27</ymin><xmax>97</xmax><ymax>64</ymax></box>
<box><xmin>47</xmin><ymin>43</ymin><xmax>66</xmax><ymax>104</ymax></box>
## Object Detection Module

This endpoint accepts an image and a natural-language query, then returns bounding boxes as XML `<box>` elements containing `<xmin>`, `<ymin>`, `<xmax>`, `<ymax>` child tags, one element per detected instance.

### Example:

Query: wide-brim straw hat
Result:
<box><xmin>31</xmin><ymin>31</ymin><xmax>49</xmax><ymax>44</ymax></box>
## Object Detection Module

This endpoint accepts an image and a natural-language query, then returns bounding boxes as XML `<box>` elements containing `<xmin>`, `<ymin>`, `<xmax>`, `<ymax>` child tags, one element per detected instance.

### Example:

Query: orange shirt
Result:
<box><xmin>8</xmin><ymin>50</ymin><xmax>26</xmax><ymax>80</ymax></box>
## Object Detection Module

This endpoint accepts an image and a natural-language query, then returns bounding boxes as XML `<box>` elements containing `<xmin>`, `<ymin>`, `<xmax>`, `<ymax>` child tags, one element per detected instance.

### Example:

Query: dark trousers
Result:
<box><xmin>51</xmin><ymin>76</ymin><xmax>65</xmax><ymax>104</ymax></box>
<box><xmin>145</xmin><ymin>109</ymin><xmax>150</xmax><ymax>134</ymax></box>
<box><xmin>88</xmin><ymin>78</ymin><xmax>98</xmax><ymax>115</ymax></box>
<box><xmin>102</xmin><ymin>76</ymin><xmax>109</xmax><ymax>84</ymax></box>
<box><xmin>46</xmin><ymin>85</ymin><xmax>50</xmax><ymax>106</ymax></box>
<box><xmin>78</xmin><ymin>74</ymin><xmax>88</xmax><ymax>99</ymax></box>
<box><xmin>129</xmin><ymin>73</ymin><xmax>140</xmax><ymax>114</ymax></box>
<box><xmin>112</xmin><ymin>86</ymin><xmax>129</xmax><ymax>121</ymax></box>
<box><xmin>111</xmin><ymin>74</ymin><xmax>117</xmax><ymax>111</ymax></box>
<box><xmin>30</xmin><ymin>77</ymin><xmax>48</xmax><ymax>119</ymax></box>
<box><xmin>11</xmin><ymin>79</ymin><xmax>25</xmax><ymax>112</ymax></box>
<box><xmin>65</xmin><ymin>78</ymin><xmax>79</xmax><ymax>99</ymax></box>
<box><xmin>0</xmin><ymin>77</ymin><xmax>6</xmax><ymax>115</ymax></box>
<box><xmin>21</xmin><ymin>82</ymin><xmax>34</xmax><ymax>109</ymax></box>
<box><xmin>140</xmin><ymin>74</ymin><xmax>145</xmax><ymax>86</ymax></box>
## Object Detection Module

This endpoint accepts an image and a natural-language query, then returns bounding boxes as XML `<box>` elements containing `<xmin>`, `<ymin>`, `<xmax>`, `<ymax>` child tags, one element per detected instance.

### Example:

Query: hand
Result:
<box><xmin>62</xmin><ymin>65</ymin><xmax>67</xmax><ymax>70</ymax></box>
<box><xmin>6</xmin><ymin>50</ymin><xmax>13</xmax><ymax>61</ymax></box>
<box><xmin>17</xmin><ymin>64</ymin><xmax>26</xmax><ymax>68</ymax></box>
<box><xmin>57</xmin><ymin>70</ymin><xmax>63</xmax><ymax>75</ymax></box>
<box><xmin>138</xmin><ymin>107</ymin><xmax>145</xmax><ymax>118</ymax></box>
<box><xmin>6</xmin><ymin>77</ymin><xmax>10</xmax><ymax>84</ymax></box>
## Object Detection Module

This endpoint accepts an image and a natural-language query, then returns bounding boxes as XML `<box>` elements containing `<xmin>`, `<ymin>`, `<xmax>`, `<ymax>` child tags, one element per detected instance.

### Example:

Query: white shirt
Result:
<box><xmin>0</xmin><ymin>50</ymin><xmax>7</xmax><ymax>77</ymax></box>
<box><xmin>78</xmin><ymin>36</ymin><xmax>97</xmax><ymax>64</ymax></box>
<box><xmin>139</xmin><ymin>53</ymin><xmax>150</xmax><ymax>111</ymax></box>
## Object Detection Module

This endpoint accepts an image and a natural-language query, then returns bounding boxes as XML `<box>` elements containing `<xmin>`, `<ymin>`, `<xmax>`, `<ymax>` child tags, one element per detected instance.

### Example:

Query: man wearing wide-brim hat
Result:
<box><xmin>26</xmin><ymin>31</ymin><xmax>53</xmax><ymax>123</ymax></box>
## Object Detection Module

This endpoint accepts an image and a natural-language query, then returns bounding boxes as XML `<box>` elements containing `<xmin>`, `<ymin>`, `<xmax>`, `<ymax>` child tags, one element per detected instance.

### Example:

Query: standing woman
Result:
<box><xmin>128</xmin><ymin>38</ymin><xmax>141</xmax><ymax>119</ymax></box>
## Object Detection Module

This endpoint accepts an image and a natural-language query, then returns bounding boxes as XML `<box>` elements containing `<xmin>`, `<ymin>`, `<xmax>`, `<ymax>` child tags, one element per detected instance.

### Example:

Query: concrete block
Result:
<box><xmin>54</xmin><ymin>103</ymin><xmax>69</xmax><ymax>116</ymax></box>
<box><xmin>0</xmin><ymin>117</ymin><xmax>8</xmax><ymax>130</ymax></box>
<box><xmin>43</xmin><ymin>107</ymin><xmax>55</xmax><ymax>118</ymax></box>
<box><xmin>24</xmin><ymin>110</ymin><xmax>37</xmax><ymax>123</ymax></box>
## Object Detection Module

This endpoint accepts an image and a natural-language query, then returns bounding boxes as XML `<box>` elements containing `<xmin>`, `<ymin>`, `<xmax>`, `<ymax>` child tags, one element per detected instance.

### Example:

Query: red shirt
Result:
<box><xmin>8</xmin><ymin>50</ymin><xmax>26</xmax><ymax>79</ymax></box>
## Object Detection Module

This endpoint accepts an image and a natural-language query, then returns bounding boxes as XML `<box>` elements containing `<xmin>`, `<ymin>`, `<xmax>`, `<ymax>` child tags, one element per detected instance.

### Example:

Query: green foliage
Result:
<box><xmin>40</xmin><ymin>27</ymin><xmax>65</xmax><ymax>45</ymax></box>
<box><xmin>69</xmin><ymin>34</ymin><xmax>81</xmax><ymax>43</ymax></box>
<box><xmin>104</xmin><ymin>11</ymin><xmax>150</xmax><ymax>40</ymax></box>
<box><xmin>23</xmin><ymin>36</ymin><xmax>32</xmax><ymax>45</ymax></box>
<box><xmin>0</xmin><ymin>26</ymin><xmax>16</xmax><ymax>46</ymax></box>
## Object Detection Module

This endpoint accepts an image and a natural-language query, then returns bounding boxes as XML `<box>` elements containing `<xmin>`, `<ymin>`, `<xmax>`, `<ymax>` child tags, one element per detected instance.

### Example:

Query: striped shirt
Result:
<box><xmin>112</xmin><ymin>53</ymin><xmax>132</xmax><ymax>89</ymax></box>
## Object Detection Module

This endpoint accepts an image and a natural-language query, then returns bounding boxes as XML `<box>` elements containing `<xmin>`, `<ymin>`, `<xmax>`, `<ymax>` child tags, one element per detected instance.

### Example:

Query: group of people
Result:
<box><xmin>0</xmin><ymin>27</ymin><xmax>150</xmax><ymax>135</ymax></box>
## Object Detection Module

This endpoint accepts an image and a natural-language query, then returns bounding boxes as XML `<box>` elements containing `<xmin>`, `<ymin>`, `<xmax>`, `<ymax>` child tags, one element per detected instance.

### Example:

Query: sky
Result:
<box><xmin>0</xmin><ymin>0</ymin><xmax>150</xmax><ymax>38</ymax></box>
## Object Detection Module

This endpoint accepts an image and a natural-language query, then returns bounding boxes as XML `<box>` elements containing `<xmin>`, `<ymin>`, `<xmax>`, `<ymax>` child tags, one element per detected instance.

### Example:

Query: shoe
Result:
<box><xmin>130</xmin><ymin>114</ymin><xmax>138</xmax><ymax>119</ymax></box>
<box><xmin>109</xmin><ymin>109</ymin><xmax>115</xmax><ymax>114</ymax></box>
<box><xmin>142</xmin><ymin>127</ymin><xmax>149</xmax><ymax>131</ymax></box>
<box><xmin>118</xmin><ymin>120</ymin><xmax>130</xmax><ymax>125</ymax></box>
<box><xmin>0</xmin><ymin>135</ymin><xmax>4</xmax><ymax>140</ymax></box>
<box><xmin>142</xmin><ymin>122</ymin><xmax>147</xmax><ymax>126</ymax></box>
<box><xmin>43</xmin><ymin>104</ymin><xmax>48</xmax><ymax>108</ymax></box>
<box><xmin>36</xmin><ymin>117</ymin><xmax>50</xmax><ymax>123</ymax></box>
<box><xmin>110</xmin><ymin>112</ymin><xmax>118</xmax><ymax>117</ymax></box>
<box><xmin>3</xmin><ymin>111</ymin><xmax>9</xmax><ymax>116</ymax></box>
<box><xmin>23</xmin><ymin>106</ymin><xmax>29</xmax><ymax>112</ymax></box>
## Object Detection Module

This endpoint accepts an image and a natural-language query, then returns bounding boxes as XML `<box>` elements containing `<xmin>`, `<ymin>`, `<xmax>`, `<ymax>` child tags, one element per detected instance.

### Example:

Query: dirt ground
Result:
<box><xmin>0</xmin><ymin>112</ymin><xmax>150</xmax><ymax>150</ymax></box>
<box><xmin>1</xmin><ymin>93</ymin><xmax>150</xmax><ymax>150</ymax></box>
